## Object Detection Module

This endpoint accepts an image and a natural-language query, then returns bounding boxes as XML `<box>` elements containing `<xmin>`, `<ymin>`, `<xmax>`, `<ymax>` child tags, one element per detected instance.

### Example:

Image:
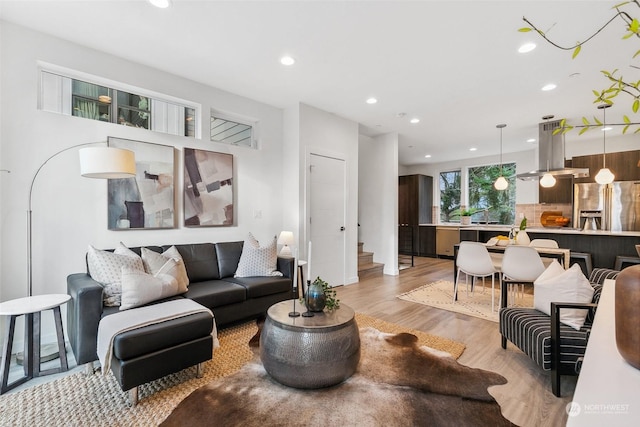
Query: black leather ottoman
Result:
<box><xmin>108</xmin><ymin>310</ymin><xmax>214</xmax><ymax>406</ymax></box>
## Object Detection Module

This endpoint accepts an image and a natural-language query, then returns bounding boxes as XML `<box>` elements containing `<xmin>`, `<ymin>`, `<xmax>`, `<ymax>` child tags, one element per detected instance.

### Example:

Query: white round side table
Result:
<box><xmin>0</xmin><ymin>294</ymin><xmax>71</xmax><ymax>394</ymax></box>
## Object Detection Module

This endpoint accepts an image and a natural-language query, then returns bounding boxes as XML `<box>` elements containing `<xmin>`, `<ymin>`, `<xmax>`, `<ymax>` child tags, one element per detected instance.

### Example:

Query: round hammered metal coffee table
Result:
<box><xmin>260</xmin><ymin>300</ymin><xmax>360</xmax><ymax>389</ymax></box>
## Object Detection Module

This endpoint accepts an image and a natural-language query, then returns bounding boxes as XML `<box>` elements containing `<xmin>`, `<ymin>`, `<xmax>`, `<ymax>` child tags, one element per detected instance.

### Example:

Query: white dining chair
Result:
<box><xmin>529</xmin><ymin>239</ymin><xmax>559</xmax><ymax>248</ymax></box>
<box><xmin>501</xmin><ymin>245</ymin><xmax>546</xmax><ymax>306</ymax></box>
<box><xmin>453</xmin><ymin>242</ymin><xmax>500</xmax><ymax>312</ymax></box>
<box><xmin>529</xmin><ymin>239</ymin><xmax>560</xmax><ymax>268</ymax></box>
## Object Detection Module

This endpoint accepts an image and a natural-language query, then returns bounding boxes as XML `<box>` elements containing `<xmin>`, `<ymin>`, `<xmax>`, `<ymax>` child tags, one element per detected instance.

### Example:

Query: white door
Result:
<box><xmin>309</xmin><ymin>153</ymin><xmax>346</xmax><ymax>286</ymax></box>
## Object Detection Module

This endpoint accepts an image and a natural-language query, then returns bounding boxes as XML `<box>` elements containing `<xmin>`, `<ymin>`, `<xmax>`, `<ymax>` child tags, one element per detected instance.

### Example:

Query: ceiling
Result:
<box><xmin>0</xmin><ymin>0</ymin><xmax>635</xmax><ymax>166</ymax></box>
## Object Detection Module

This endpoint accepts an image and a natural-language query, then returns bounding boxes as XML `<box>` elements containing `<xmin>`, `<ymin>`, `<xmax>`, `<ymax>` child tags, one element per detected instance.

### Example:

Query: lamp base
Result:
<box><xmin>279</xmin><ymin>246</ymin><xmax>292</xmax><ymax>257</ymax></box>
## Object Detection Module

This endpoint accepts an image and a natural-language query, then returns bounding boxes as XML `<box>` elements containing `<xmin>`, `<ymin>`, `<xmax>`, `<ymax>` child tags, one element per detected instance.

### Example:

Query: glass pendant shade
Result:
<box><xmin>540</xmin><ymin>173</ymin><xmax>557</xmax><ymax>188</ymax></box>
<box><xmin>494</xmin><ymin>176</ymin><xmax>509</xmax><ymax>190</ymax></box>
<box><xmin>595</xmin><ymin>167</ymin><xmax>615</xmax><ymax>184</ymax></box>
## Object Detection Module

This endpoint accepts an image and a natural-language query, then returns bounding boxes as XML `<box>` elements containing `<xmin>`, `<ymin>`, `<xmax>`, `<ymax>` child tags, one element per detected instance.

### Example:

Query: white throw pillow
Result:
<box><xmin>141</xmin><ymin>246</ymin><xmax>189</xmax><ymax>292</ymax></box>
<box><xmin>533</xmin><ymin>263</ymin><xmax>595</xmax><ymax>330</ymax></box>
<box><xmin>235</xmin><ymin>233</ymin><xmax>283</xmax><ymax>278</ymax></box>
<box><xmin>120</xmin><ymin>265</ymin><xmax>179</xmax><ymax>310</ymax></box>
<box><xmin>87</xmin><ymin>244</ymin><xmax>145</xmax><ymax>307</ymax></box>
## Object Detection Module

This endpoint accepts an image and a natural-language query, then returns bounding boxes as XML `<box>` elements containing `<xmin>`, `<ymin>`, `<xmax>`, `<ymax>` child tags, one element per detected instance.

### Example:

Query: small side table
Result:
<box><xmin>0</xmin><ymin>294</ymin><xmax>70</xmax><ymax>394</ymax></box>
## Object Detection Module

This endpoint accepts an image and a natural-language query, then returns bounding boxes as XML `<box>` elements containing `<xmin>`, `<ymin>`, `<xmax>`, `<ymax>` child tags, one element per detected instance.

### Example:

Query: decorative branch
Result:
<box><xmin>520</xmin><ymin>0</ymin><xmax>640</xmax><ymax>134</ymax></box>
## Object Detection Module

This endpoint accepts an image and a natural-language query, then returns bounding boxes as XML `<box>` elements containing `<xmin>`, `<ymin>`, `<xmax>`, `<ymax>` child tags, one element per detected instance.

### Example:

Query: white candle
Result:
<box><xmin>307</xmin><ymin>241</ymin><xmax>312</xmax><ymax>283</ymax></box>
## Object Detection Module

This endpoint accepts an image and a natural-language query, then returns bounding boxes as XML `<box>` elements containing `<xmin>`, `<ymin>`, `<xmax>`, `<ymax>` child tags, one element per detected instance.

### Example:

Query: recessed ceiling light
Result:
<box><xmin>280</xmin><ymin>56</ymin><xmax>295</xmax><ymax>66</ymax></box>
<box><xmin>148</xmin><ymin>0</ymin><xmax>171</xmax><ymax>8</ymax></box>
<box><xmin>518</xmin><ymin>43</ymin><xmax>536</xmax><ymax>53</ymax></box>
<box><xmin>424</xmin><ymin>154</ymin><xmax>431</xmax><ymax>158</ymax></box>
<box><xmin>410</xmin><ymin>118</ymin><xmax>420</xmax><ymax>124</ymax></box>
<box><xmin>542</xmin><ymin>83</ymin><xmax>557</xmax><ymax>91</ymax></box>
<box><xmin>366</xmin><ymin>97</ymin><xmax>378</xmax><ymax>104</ymax></box>
<box><xmin>527</xmin><ymin>138</ymin><xmax>536</xmax><ymax>143</ymax></box>
<box><xmin>602</xmin><ymin>127</ymin><xmax>612</xmax><ymax>131</ymax></box>
<box><xmin>469</xmin><ymin>147</ymin><xmax>477</xmax><ymax>152</ymax></box>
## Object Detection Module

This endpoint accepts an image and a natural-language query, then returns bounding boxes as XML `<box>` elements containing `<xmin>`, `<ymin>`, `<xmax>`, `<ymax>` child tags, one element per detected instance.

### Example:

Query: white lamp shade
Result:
<box><xmin>539</xmin><ymin>173</ymin><xmax>557</xmax><ymax>188</ymax></box>
<box><xmin>79</xmin><ymin>147</ymin><xmax>136</xmax><ymax>178</ymax></box>
<box><xmin>595</xmin><ymin>167</ymin><xmax>615</xmax><ymax>184</ymax></box>
<box><xmin>278</xmin><ymin>231</ymin><xmax>294</xmax><ymax>246</ymax></box>
<box><xmin>494</xmin><ymin>176</ymin><xmax>509</xmax><ymax>190</ymax></box>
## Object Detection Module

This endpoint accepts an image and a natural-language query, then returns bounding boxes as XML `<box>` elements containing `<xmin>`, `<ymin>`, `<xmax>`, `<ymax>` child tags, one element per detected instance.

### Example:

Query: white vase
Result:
<box><xmin>461</xmin><ymin>216</ymin><xmax>471</xmax><ymax>225</ymax></box>
<box><xmin>516</xmin><ymin>230</ymin><xmax>530</xmax><ymax>246</ymax></box>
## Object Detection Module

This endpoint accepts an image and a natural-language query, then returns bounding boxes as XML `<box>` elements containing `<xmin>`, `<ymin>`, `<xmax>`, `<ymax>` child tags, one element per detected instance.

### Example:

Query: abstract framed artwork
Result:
<box><xmin>183</xmin><ymin>148</ymin><xmax>234</xmax><ymax>227</ymax></box>
<box><xmin>107</xmin><ymin>137</ymin><xmax>175</xmax><ymax>230</ymax></box>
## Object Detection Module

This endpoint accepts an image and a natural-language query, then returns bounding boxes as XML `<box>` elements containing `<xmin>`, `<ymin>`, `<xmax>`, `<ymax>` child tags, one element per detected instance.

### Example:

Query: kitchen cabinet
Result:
<box><xmin>436</xmin><ymin>227</ymin><xmax>460</xmax><ymax>257</ymax></box>
<box><xmin>539</xmin><ymin>176</ymin><xmax>573</xmax><ymax>203</ymax></box>
<box><xmin>418</xmin><ymin>226</ymin><xmax>437</xmax><ymax>257</ymax></box>
<box><xmin>573</xmin><ymin>150</ymin><xmax>640</xmax><ymax>183</ymax></box>
<box><xmin>398</xmin><ymin>174</ymin><xmax>433</xmax><ymax>255</ymax></box>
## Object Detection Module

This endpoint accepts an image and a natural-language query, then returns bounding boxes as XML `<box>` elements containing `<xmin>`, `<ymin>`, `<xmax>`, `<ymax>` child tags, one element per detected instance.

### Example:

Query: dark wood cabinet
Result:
<box><xmin>399</xmin><ymin>174</ymin><xmax>433</xmax><ymax>255</ymax></box>
<box><xmin>418</xmin><ymin>226</ymin><xmax>437</xmax><ymax>257</ymax></box>
<box><xmin>539</xmin><ymin>176</ymin><xmax>573</xmax><ymax>203</ymax></box>
<box><xmin>573</xmin><ymin>150</ymin><xmax>640</xmax><ymax>183</ymax></box>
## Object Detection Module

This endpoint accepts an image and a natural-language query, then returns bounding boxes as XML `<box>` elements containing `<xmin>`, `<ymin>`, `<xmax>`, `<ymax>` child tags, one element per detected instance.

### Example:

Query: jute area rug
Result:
<box><xmin>398</xmin><ymin>280</ymin><xmax>533</xmax><ymax>323</ymax></box>
<box><xmin>0</xmin><ymin>313</ymin><xmax>465</xmax><ymax>427</ymax></box>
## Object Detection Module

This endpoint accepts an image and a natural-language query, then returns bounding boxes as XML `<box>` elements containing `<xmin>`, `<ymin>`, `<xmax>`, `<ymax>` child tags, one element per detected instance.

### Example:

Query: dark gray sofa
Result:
<box><xmin>67</xmin><ymin>241</ymin><xmax>295</xmax><ymax>367</ymax></box>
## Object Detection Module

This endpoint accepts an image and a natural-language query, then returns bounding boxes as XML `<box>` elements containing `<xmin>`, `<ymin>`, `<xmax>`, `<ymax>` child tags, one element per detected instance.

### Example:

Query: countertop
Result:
<box><xmin>419</xmin><ymin>223</ymin><xmax>640</xmax><ymax>237</ymax></box>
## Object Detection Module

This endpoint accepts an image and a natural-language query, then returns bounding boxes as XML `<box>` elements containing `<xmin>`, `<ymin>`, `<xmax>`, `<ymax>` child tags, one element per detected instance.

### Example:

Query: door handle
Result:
<box><xmin>340</xmin><ymin>226</ymin><xmax>345</xmax><ymax>231</ymax></box>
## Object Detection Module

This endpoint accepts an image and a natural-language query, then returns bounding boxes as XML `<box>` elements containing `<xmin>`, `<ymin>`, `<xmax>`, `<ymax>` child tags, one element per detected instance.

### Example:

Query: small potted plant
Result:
<box><xmin>452</xmin><ymin>207</ymin><xmax>481</xmax><ymax>225</ymax></box>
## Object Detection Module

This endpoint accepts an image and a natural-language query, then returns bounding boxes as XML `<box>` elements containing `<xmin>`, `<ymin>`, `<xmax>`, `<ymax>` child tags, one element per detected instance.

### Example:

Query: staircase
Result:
<box><xmin>358</xmin><ymin>242</ymin><xmax>384</xmax><ymax>280</ymax></box>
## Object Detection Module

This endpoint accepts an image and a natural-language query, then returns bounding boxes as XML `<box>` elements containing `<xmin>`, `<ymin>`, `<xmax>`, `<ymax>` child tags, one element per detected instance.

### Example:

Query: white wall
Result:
<box><xmin>298</xmin><ymin>103</ymin><xmax>359</xmax><ymax>285</ymax></box>
<box><xmin>358</xmin><ymin>133</ymin><xmax>399</xmax><ymax>275</ymax></box>
<box><xmin>0</xmin><ymin>23</ymin><xmax>286</xmax><ymax>345</ymax></box>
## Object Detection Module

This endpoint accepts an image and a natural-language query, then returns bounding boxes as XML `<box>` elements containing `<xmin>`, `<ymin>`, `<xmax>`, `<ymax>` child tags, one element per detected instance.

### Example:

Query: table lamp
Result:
<box><xmin>277</xmin><ymin>231</ymin><xmax>294</xmax><ymax>257</ymax></box>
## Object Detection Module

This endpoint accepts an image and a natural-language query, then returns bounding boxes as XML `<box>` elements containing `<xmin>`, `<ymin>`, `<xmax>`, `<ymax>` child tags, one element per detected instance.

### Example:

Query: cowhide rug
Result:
<box><xmin>161</xmin><ymin>326</ymin><xmax>516</xmax><ymax>427</ymax></box>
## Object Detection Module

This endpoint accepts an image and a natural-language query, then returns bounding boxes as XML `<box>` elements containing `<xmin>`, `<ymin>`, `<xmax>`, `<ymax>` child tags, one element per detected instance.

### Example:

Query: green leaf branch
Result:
<box><xmin>520</xmin><ymin>1</ymin><xmax>640</xmax><ymax>133</ymax></box>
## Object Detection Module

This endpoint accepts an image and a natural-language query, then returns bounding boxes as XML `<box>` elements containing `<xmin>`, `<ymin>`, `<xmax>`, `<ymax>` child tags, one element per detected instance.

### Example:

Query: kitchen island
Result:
<box><xmin>419</xmin><ymin>223</ymin><xmax>640</xmax><ymax>270</ymax></box>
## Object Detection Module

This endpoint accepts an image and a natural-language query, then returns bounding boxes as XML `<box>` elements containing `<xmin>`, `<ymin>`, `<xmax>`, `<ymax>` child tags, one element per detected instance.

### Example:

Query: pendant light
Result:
<box><xmin>539</xmin><ymin>114</ymin><xmax>557</xmax><ymax>188</ymax></box>
<box><xmin>595</xmin><ymin>104</ymin><xmax>615</xmax><ymax>185</ymax></box>
<box><xmin>494</xmin><ymin>124</ymin><xmax>509</xmax><ymax>190</ymax></box>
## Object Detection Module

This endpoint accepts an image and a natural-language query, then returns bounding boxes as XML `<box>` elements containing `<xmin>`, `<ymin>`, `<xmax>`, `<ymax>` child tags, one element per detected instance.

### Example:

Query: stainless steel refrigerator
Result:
<box><xmin>573</xmin><ymin>181</ymin><xmax>640</xmax><ymax>231</ymax></box>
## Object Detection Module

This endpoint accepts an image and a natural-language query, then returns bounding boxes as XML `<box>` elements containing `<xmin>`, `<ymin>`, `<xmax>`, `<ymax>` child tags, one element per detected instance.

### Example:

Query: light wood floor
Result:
<box><xmin>337</xmin><ymin>256</ymin><xmax>575</xmax><ymax>427</ymax></box>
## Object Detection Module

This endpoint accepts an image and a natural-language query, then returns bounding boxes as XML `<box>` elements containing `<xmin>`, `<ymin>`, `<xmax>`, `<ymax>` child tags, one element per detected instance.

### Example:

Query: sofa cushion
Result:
<box><xmin>112</xmin><ymin>311</ymin><xmax>213</xmax><ymax>361</ymax></box>
<box><xmin>87</xmin><ymin>244</ymin><xmax>145</xmax><ymax>307</ymax></box>
<box><xmin>234</xmin><ymin>233</ymin><xmax>282</xmax><ymax>278</ymax></box>
<box><xmin>184</xmin><ymin>280</ymin><xmax>246</xmax><ymax>308</ymax></box>
<box><xmin>534</xmin><ymin>262</ymin><xmax>594</xmax><ymax>330</ymax></box>
<box><xmin>215</xmin><ymin>241</ymin><xmax>244</xmax><ymax>278</ymax></box>
<box><xmin>225</xmin><ymin>276</ymin><xmax>292</xmax><ymax>298</ymax></box>
<box><xmin>167</xmin><ymin>243</ymin><xmax>220</xmax><ymax>282</ymax></box>
<box><xmin>141</xmin><ymin>247</ymin><xmax>189</xmax><ymax>292</ymax></box>
<box><xmin>119</xmin><ymin>264</ymin><xmax>181</xmax><ymax>311</ymax></box>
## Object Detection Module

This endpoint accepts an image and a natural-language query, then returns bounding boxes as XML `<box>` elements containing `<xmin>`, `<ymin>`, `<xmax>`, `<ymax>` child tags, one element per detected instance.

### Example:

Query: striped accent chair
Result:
<box><xmin>499</xmin><ymin>267</ymin><xmax>619</xmax><ymax>397</ymax></box>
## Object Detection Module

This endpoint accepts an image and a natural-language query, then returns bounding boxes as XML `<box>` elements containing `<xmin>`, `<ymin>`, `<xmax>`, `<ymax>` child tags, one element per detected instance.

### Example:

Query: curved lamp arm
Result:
<box><xmin>27</xmin><ymin>142</ymin><xmax>135</xmax><ymax>296</ymax></box>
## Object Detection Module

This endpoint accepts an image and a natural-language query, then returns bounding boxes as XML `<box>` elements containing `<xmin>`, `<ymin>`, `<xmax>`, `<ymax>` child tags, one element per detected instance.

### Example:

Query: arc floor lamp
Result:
<box><xmin>27</xmin><ymin>143</ymin><xmax>135</xmax><ymax>297</ymax></box>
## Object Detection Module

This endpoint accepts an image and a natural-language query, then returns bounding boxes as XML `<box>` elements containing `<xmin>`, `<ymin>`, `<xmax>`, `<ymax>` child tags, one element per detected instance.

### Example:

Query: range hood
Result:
<box><xmin>516</xmin><ymin>118</ymin><xmax>589</xmax><ymax>180</ymax></box>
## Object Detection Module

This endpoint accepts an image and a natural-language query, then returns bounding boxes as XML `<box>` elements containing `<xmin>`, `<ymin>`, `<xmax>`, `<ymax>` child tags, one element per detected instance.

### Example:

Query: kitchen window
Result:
<box><xmin>439</xmin><ymin>170</ymin><xmax>461</xmax><ymax>222</ymax></box>
<box><xmin>468</xmin><ymin>163</ymin><xmax>516</xmax><ymax>224</ymax></box>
